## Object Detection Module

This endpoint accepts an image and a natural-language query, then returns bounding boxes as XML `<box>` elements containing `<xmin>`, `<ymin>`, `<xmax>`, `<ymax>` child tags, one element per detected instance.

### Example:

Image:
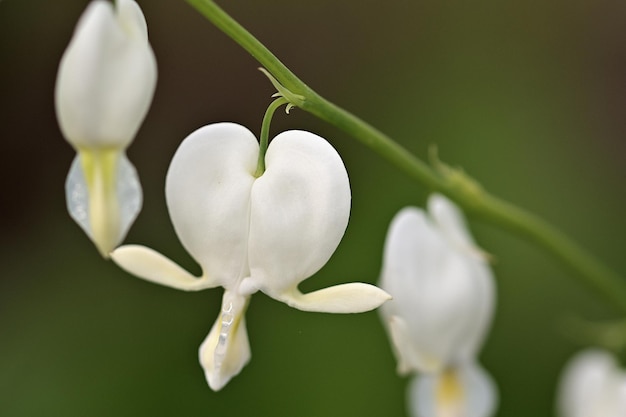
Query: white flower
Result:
<box><xmin>111</xmin><ymin>122</ymin><xmax>391</xmax><ymax>391</ymax></box>
<box><xmin>56</xmin><ymin>0</ymin><xmax>157</xmax><ymax>256</ymax></box>
<box><xmin>557</xmin><ymin>349</ymin><xmax>626</xmax><ymax>417</ymax></box>
<box><xmin>378</xmin><ymin>194</ymin><xmax>497</xmax><ymax>417</ymax></box>
<box><xmin>379</xmin><ymin>195</ymin><xmax>494</xmax><ymax>373</ymax></box>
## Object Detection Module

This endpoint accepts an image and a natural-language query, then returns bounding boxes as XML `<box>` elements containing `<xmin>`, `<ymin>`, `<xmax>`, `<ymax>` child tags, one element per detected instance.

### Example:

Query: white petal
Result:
<box><xmin>116</xmin><ymin>152</ymin><xmax>143</xmax><ymax>238</ymax></box>
<box><xmin>244</xmin><ymin>130</ymin><xmax>351</xmax><ymax>298</ymax></box>
<box><xmin>165</xmin><ymin>123</ymin><xmax>258</xmax><ymax>290</ymax></box>
<box><xmin>65</xmin><ymin>151</ymin><xmax>142</xmax><ymax>256</ymax></box>
<box><xmin>428</xmin><ymin>194</ymin><xmax>476</xmax><ymax>252</ymax></box>
<box><xmin>110</xmin><ymin>245</ymin><xmax>217</xmax><ymax>291</ymax></box>
<box><xmin>557</xmin><ymin>349</ymin><xmax>626</xmax><ymax>417</ymax></box>
<box><xmin>385</xmin><ymin>315</ymin><xmax>439</xmax><ymax>376</ymax></box>
<box><xmin>199</xmin><ymin>291</ymin><xmax>251</xmax><ymax>391</ymax></box>
<box><xmin>409</xmin><ymin>362</ymin><xmax>497</xmax><ymax>417</ymax></box>
<box><xmin>116</xmin><ymin>0</ymin><xmax>149</xmax><ymax>40</ymax></box>
<box><xmin>273</xmin><ymin>283</ymin><xmax>391</xmax><ymax>314</ymax></box>
<box><xmin>379</xmin><ymin>205</ymin><xmax>495</xmax><ymax>373</ymax></box>
<box><xmin>616</xmin><ymin>377</ymin><xmax>626</xmax><ymax>417</ymax></box>
<box><xmin>65</xmin><ymin>155</ymin><xmax>91</xmax><ymax>238</ymax></box>
<box><xmin>55</xmin><ymin>0</ymin><xmax>156</xmax><ymax>149</ymax></box>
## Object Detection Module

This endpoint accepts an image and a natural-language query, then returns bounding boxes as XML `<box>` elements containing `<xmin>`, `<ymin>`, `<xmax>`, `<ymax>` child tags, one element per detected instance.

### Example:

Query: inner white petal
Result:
<box><xmin>65</xmin><ymin>152</ymin><xmax>141</xmax><ymax>244</ymax></box>
<box><xmin>66</xmin><ymin>155</ymin><xmax>91</xmax><ymax>237</ymax></box>
<box><xmin>116</xmin><ymin>153</ymin><xmax>142</xmax><ymax>240</ymax></box>
<box><xmin>165</xmin><ymin>123</ymin><xmax>258</xmax><ymax>291</ymax></box>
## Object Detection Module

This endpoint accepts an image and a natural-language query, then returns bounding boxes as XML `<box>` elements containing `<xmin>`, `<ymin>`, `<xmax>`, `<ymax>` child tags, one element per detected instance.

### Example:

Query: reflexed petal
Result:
<box><xmin>409</xmin><ymin>362</ymin><xmax>497</xmax><ymax>417</ymax></box>
<box><xmin>65</xmin><ymin>151</ymin><xmax>142</xmax><ymax>256</ymax></box>
<box><xmin>273</xmin><ymin>282</ymin><xmax>391</xmax><ymax>314</ymax></box>
<box><xmin>245</xmin><ymin>130</ymin><xmax>350</xmax><ymax>297</ymax></box>
<box><xmin>165</xmin><ymin>123</ymin><xmax>258</xmax><ymax>290</ymax></box>
<box><xmin>199</xmin><ymin>291</ymin><xmax>251</xmax><ymax>391</ymax></box>
<box><xmin>111</xmin><ymin>245</ymin><xmax>217</xmax><ymax>291</ymax></box>
<box><xmin>55</xmin><ymin>0</ymin><xmax>156</xmax><ymax>149</ymax></box>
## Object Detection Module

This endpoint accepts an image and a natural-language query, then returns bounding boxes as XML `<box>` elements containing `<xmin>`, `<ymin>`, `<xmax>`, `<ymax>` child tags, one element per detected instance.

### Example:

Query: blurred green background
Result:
<box><xmin>1</xmin><ymin>0</ymin><xmax>625</xmax><ymax>416</ymax></box>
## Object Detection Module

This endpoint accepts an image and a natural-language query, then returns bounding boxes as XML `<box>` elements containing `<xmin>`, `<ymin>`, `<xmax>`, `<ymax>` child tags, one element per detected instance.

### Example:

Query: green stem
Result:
<box><xmin>255</xmin><ymin>97</ymin><xmax>288</xmax><ymax>177</ymax></box>
<box><xmin>185</xmin><ymin>0</ymin><xmax>626</xmax><ymax>313</ymax></box>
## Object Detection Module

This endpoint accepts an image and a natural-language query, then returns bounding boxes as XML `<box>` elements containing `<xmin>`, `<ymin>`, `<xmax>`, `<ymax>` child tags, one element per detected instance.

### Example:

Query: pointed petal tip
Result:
<box><xmin>206</xmin><ymin>372</ymin><xmax>228</xmax><ymax>392</ymax></box>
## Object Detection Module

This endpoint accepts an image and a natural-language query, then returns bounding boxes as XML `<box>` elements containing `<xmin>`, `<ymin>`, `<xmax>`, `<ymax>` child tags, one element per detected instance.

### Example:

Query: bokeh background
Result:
<box><xmin>1</xmin><ymin>0</ymin><xmax>625</xmax><ymax>416</ymax></box>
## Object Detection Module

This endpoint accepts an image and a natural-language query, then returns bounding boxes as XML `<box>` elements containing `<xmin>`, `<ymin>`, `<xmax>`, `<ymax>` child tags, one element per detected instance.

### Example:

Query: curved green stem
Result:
<box><xmin>185</xmin><ymin>0</ymin><xmax>626</xmax><ymax>313</ymax></box>
<box><xmin>255</xmin><ymin>97</ymin><xmax>288</xmax><ymax>177</ymax></box>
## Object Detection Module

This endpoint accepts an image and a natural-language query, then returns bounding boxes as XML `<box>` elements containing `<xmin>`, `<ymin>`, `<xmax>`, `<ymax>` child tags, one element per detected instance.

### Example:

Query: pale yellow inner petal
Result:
<box><xmin>79</xmin><ymin>148</ymin><xmax>120</xmax><ymax>257</ymax></box>
<box><xmin>436</xmin><ymin>368</ymin><xmax>465</xmax><ymax>417</ymax></box>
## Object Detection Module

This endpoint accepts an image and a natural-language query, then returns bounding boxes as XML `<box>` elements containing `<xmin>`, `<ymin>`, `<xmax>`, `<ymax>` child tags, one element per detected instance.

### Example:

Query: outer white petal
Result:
<box><xmin>409</xmin><ymin>362</ymin><xmax>497</xmax><ymax>417</ymax></box>
<box><xmin>55</xmin><ymin>0</ymin><xmax>157</xmax><ymax>149</ymax></box>
<box><xmin>385</xmin><ymin>315</ymin><xmax>431</xmax><ymax>376</ymax></box>
<box><xmin>428</xmin><ymin>194</ymin><xmax>476</xmax><ymax>253</ymax></box>
<box><xmin>110</xmin><ymin>245</ymin><xmax>218</xmax><ymax>291</ymax></box>
<box><xmin>243</xmin><ymin>130</ymin><xmax>351</xmax><ymax>300</ymax></box>
<box><xmin>379</xmin><ymin>203</ymin><xmax>494</xmax><ymax>373</ymax></box>
<box><xmin>199</xmin><ymin>291</ymin><xmax>251</xmax><ymax>391</ymax></box>
<box><xmin>428</xmin><ymin>196</ymin><xmax>495</xmax><ymax>364</ymax></box>
<box><xmin>116</xmin><ymin>0</ymin><xmax>149</xmax><ymax>40</ymax></box>
<box><xmin>557</xmin><ymin>349</ymin><xmax>626</xmax><ymax>417</ymax></box>
<box><xmin>165</xmin><ymin>123</ymin><xmax>258</xmax><ymax>290</ymax></box>
<box><xmin>617</xmin><ymin>378</ymin><xmax>626</xmax><ymax>417</ymax></box>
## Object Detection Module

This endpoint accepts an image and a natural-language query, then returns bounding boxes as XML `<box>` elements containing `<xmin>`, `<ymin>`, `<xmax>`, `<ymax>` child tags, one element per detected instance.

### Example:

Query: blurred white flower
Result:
<box><xmin>557</xmin><ymin>349</ymin><xmax>626</xmax><ymax>417</ymax></box>
<box><xmin>379</xmin><ymin>194</ymin><xmax>497</xmax><ymax>417</ymax></box>
<box><xmin>56</xmin><ymin>0</ymin><xmax>157</xmax><ymax>256</ymax></box>
<box><xmin>111</xmin><ymin>122</ymin><xmax>390</xmax><ymax>390</ymax></box>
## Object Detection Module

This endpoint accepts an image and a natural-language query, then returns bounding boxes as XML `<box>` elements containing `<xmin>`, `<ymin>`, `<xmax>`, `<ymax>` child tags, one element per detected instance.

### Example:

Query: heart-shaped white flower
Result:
<box><xmin>112</xmin><ymin>122</ymin><xmax>390</xmax><ymax>390</ymax></box>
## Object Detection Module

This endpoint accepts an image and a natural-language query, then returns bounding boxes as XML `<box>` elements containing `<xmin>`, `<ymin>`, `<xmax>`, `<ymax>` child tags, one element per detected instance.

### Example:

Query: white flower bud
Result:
<box><xmin>56</xmin><ymin>0</ymin><xmax>156</xmax><ymax>149</ymax></box>
<box><xmin>56</xmin><ymin>0</ymin><xmax>157</xmax><ymax>256</ymax></box>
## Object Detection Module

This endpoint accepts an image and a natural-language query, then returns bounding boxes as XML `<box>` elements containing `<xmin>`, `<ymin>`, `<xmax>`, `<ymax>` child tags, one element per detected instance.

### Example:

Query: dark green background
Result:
<box><xmin>1</xmin><ymin>0</ymin><xmax>625</xmax><ymax>416</ymax></box>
